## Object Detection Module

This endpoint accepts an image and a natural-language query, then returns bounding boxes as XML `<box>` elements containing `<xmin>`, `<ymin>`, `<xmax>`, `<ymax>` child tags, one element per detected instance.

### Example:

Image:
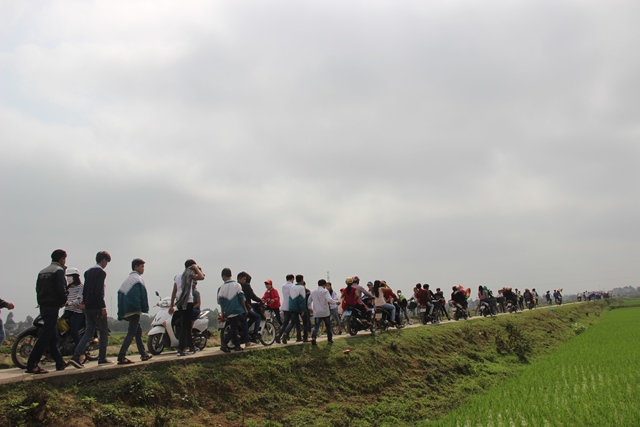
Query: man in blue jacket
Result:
<box><xmin>25</xmin><ymin>249</ymin><xmax>68</xmax><ymax>374</ymax></box>
<box><xmin>69</xmin><ymin>251</ymin><xmax>111</xmax><ymax>368</ymax></box>
<box><xmin>116</xmin><ymin>258</ymin><xmax>151</xmax><ymax>364</ymax></box>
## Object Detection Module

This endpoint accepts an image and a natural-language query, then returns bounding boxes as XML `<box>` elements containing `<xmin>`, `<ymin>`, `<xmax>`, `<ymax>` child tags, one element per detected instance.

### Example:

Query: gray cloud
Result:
<box><xmin>1</xmin><ymin>0</ymin><xmax>639</xmax><ymax>320</ymax></box>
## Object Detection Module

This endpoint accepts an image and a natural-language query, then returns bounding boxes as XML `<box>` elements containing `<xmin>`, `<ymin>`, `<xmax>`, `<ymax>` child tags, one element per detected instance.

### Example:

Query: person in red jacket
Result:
<box><xmin>262</xmin><ymin>280</ymin><xmax>282</xmax><ymax>326</ymax></box>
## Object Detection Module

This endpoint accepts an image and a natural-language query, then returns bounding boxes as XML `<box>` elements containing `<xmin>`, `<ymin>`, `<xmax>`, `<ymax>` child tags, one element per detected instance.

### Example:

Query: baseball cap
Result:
<box><xmin>264</xmin><ymin>280</ymin><xmax>273</xmax><ymax>285</ymax></box>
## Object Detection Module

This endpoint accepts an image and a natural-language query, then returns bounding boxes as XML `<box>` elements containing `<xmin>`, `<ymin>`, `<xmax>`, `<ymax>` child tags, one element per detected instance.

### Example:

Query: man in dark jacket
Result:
<box><xmin>69</xmin><ymin>251</ymin><xmax>112</xmax><ymax>368</ymax></box>
<box><xmin>25</xmin><ymin>249</ymin><xmax>68</xmax><ymax>374</ymax></box>
<box><xmin>238</xmin><ymin>272</ymin><xmax>263</xmax><ymax>341</ymax></box>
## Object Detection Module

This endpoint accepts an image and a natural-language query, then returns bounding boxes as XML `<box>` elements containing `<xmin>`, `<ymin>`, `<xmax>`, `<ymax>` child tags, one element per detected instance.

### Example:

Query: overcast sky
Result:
<box><xmin>1</xmin><ymin>0</ymin><xmax>639</xmax><ymax>321</ymax></box>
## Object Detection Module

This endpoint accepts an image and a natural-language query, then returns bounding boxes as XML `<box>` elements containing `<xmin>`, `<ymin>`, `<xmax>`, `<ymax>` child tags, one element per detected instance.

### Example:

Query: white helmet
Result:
<box><xmin>65</xmin><ymin>267</ymin><xmax>80</xmax><ymax>276</ymax></box>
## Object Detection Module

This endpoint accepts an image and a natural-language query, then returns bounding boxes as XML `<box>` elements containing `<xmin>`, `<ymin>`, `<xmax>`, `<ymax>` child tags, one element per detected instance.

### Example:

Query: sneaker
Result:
<box><xmin>189</xmin><ymin>348</ymin><xmax>200</xmax><ymax>354</ymax></box>
<box><xmin>220</xmin><ymin>345</ymin><xmax>231</xmax><ymax>353</ymax></box>
<box><xmin>98</xmin><ymin>359</ymin><xmax>114</xmax><ymax>365</ymax></box>
<box><xmin>56</xmin><ymin>362</ymin><xmax>67</xmax><ymax>371</ymax></box>
<box><xmin>275</xmin><ymin>335</ymin><xmax>281</xmax><ymax>344</ymax></box>
<box><xmin>176</xmin><ymin>351</ymin><xmax>189</xmax><ymax>357</ymax></box>
<box><xmin>282</xmin><ymin>333</ymin><xmax>288</xmax><ymax>344</ymax></box>
<box><xmin>68</xmin><ymin>358</ymin><xmax>84</xmax><ymax>369</ymax></box>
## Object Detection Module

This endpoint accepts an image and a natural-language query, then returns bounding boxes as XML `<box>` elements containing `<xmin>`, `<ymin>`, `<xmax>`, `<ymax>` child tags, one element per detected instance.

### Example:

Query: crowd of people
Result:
<box><xmin>1</xmin><ymin>248</ymin><xmax>606</xmax><ymax>374</ymax></box>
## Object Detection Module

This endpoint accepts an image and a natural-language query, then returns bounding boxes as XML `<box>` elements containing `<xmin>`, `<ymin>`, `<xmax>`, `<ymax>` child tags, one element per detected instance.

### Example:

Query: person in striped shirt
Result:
<box><xmin>61</xmin><ymin>267</ymin><xmax>84</xmax><ymax>346</ymax></box>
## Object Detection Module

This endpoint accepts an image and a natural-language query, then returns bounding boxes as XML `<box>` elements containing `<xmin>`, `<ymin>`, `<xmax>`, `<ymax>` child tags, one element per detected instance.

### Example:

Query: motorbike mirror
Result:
<box><xmin>155</xmin><ymin>291</ymin><xmax>160</xmax><ymax>297</ymax></box>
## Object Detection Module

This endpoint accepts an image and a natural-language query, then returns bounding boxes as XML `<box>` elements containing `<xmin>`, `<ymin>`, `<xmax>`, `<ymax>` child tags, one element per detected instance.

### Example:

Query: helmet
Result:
<box><xmin>65</xmin><ymin>267</ymin><xmax>80</xmax><ymax>276</ymax></box>
<box><xmin>345</xmin><ymin>277</ymin><xmax>354</xmax><ymax>285</ymax></box>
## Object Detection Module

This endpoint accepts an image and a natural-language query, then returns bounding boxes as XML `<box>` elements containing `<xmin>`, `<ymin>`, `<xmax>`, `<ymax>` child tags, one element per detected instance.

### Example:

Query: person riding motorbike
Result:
<box><xmin>343</xmin><ymin>277</ymin><xmax>371</xmax><ymax>324</ymax></box>
<box><xmin>373</xmin><ymin>280</ymin><xmax>396</xmax><ymax>326</ymax></box>
<box><xmin>450</xmin><ymin>286</ymin><xmax>469</xmax><ymax>315</ymax></box>
<box><xmin>61</xmin><ymin>267</ymin><xmax>85</xmax><ymax>346</ymax></box>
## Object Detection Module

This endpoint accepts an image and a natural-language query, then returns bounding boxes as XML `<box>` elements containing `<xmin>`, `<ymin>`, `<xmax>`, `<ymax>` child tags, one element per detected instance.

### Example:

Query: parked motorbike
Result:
<box><xmin>147</xmin><ymin>292</ymin><xmax>211</xmax><ymax>355</ymax></box>
<box><xmin>11</xmin><ymin>314</ymin><xmax>99</xmax><ymax>369</ymax></box>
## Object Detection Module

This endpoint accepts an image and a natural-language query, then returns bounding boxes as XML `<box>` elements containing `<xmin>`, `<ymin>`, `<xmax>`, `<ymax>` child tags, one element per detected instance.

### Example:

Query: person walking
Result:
<box><xmin>26</xmin><ymin>249</ymin><xmax>68</xmax><ymax>374</ymax></box>
<box><xmin>276</xmin><ymin>274</ymin><xmax>299</xmax><ymax>343</ymax></box>
<box><xmin>116</xmin><ymin>258</ymin><xmax>152</xmax><ymax>364</ymax></box>
<box><xmin>281</xmin><ymin>275</ymin><xmax>308</xmax><ymax>344</ymax></box>
<box><xmin>170</xmin><ymin>259</ymin><xmax>205</xmax><ymax>356</ymax></box>
<box><xmin>69</xmin><ymin>251</ymin><xmax>112</xmax><ymax>368</ymax></box>
<box><xmin>0</xmin><ymin>298</ymin><xmax>15</xmax><ymax>345</ymax></box>
<box><xmin>308</xmin><ymin>279</ymin><xmax>339</xmax><ymax>345</ymax></box>
<box><xmin>326</xmin><ymin>282</ymin><xmax>342</xmax><ymax>334</ymax></box>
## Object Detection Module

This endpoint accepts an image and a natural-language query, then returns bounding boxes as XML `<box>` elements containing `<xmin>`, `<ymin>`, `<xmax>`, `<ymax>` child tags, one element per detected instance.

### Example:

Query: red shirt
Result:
<box><xmin>415</xmin><ymin>289</ymin><xmax>430</xmax><ymax>306</ymax></box>
<box><xmin>262</xmin><ymin>288</ymin><xmax>281</xmax><ymax>309</ymax></box>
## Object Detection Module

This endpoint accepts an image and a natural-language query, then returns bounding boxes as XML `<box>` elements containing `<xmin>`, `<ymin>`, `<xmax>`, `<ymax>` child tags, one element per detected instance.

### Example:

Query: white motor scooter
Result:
<box><xmin>147</xmin><ymin>291</ymin><xmax>211</xmax><ymax>355</ymax></box>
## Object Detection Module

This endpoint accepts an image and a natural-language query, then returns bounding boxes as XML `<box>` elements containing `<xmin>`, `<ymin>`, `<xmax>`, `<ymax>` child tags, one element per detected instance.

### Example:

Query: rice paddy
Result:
<box><xmin>427</xmin><ymin>303</ymin><xmax>640</xmax><ymax>427</ymax></box>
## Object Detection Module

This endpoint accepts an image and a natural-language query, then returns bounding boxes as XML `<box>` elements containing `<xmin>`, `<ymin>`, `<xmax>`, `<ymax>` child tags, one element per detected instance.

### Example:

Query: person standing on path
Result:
<box><xmin>276</xmin><ymin>274</ymin><xmax>298</xmax><ymax>343</ymax></box>
<box><xmin>0</xmin><ymin>297</ymin><xmax>15</xmax><ymax>346</ymax></box>
<box><xmin>26</xmin><ymin>249</ymin><xmax>68</xmax><ymax>374</ymax></box>
<box><xmin>281</xmin><ymin>274</ymin><xmax>309</xmax><ymax>344</ymax></box>
<box><xmin>69</xmin><ymin>251</ymin><xmax>112</xmax><ymax>368</ymax></box>
<box><xmin>170</xmin><ymin>259</ymin><xmax>205</xmax><ymax>356</ymax></box>
<box><xmin>116</xmin><ymin>258</ymin><xmax>152</xmax><ymax>365</ymax></box>
<box><xmin>218</xmin><ymin>268</ymin><xmax>250</xmax><ymax>352</ymax></box>
<box><xmin>308</xmin><ymin>279</ymin><xmax>339</xmax><ymax>345</ymax></box>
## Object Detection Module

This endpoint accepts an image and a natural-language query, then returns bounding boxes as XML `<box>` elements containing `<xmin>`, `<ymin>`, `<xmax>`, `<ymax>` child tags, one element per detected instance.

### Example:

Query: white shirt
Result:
<box><xmin>308</xmin><ymin>287</ymin><xmax>339</xmax><ymax>318</ymax></box>
<box><xmin>281</xmin><ymin>281</ymin><xmax>293</xmax><ymax>311</ymax></box>
<box><xmin>174</xmin><ymin>273</ymin><xmax>193</xmax><ymax>303</ymax></box>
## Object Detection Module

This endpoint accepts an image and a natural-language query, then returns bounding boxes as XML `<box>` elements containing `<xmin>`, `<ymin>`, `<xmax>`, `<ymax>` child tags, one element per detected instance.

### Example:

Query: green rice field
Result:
<box><xmin>427</xmin><ymin>303</ymin><xmax>640</xmax><ymax>427</ymax></box>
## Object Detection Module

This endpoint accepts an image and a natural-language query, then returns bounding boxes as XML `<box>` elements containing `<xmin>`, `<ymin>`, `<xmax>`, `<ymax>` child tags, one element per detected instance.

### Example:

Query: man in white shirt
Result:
<box><xmin>276</xmin><ymin>274</ymin><xmax>300</xmax><ymax>343</ymax></box>
<box><xmin>308</xmin><ymin>279</ymin><xmax>340</xmax><ymax>346</ymax></box>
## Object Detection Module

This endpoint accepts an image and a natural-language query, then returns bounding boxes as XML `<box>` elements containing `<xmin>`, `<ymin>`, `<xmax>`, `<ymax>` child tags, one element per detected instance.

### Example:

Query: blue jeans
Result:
<box><xmin>118</xmin><ymin>314</ymin><xmax>147</xmax><ymax>360</ymax></box>
<box><xmin>278</xmin><ymin>311</ymin><xmax>301</xmax><ymax>340</ymax></box>
<box><xmin>26</xmin><ymin>305</ymin><xmax>64</xmax><ymax>370</ymax></box>
<box><xmin>377</xmin><ymin>303</ymin><xmax>396</xmax><ymax>322</ymax></box>
<box><xmin>73</xmin><ymin>308</ymin><xmax>109</xmax><ymax>361</ymax></box>
<box><xmin>284</xmin><ymin>312</ymin><xmax>308</xmax><ymax>341</ymax></box>
<box><xmin>222</xmin><ymin>315</ymin><xmax>241</xmax><ymax>348</ymax></box>
<box><xmin>247</xmin><ymin>309</ymin><xmax>261</xmax><ymax>335</ymax></box>
<box><xmin>62</xmin><ymin>310</ymin><xmax>84</xmax><ymax>346</ymax></box>
<box><xmin>312</xmin><ymin>316</ymin><xmax>332</xmax><ymax>342</ymax></box>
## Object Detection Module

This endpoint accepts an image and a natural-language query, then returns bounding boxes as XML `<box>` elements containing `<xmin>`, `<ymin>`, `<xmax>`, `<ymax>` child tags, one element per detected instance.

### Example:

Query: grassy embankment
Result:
<box><xmin>428</xmin><ymin>298</ymin><xmax>640</xmax><ymax>427</ymax></box>
<box><xmin>0</xmin><ymin>301</ymin><xmax>613</xmax><ymax>427</ymax></box>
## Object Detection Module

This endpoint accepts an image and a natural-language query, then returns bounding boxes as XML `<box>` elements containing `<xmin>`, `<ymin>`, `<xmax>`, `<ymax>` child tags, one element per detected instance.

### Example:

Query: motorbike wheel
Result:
<box><xmin>346</xmin><ymin>318</ymin><xmax>358</xmax><ymax>336</ymax></box>
<box><xmin>331</xmin><ymin>317</ymin><xmax>341</xmax><ymax>335</ymax></box>
<box><xmin>192</xmin><ymin>332</ymin><xmax>207</xmax><ymax>351</ymax></box>
<box><xmin>147</xmin><ymin>333</ymin><xmax>166</xmax><ymax>355</ymax></box>
<box><xmin>259</xmin><ymin>321</ymin><xmax>276</xmax><ymax>346</ymax></box>
<box><xmin>11</xmin><ymin>330</ymin><xmax>38</xmax><ymax>369</ymax></box>
<box><xmin>420</xmin><ymin>312</ymin><xmax>429</xmax><ymax>325</ymax></box>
